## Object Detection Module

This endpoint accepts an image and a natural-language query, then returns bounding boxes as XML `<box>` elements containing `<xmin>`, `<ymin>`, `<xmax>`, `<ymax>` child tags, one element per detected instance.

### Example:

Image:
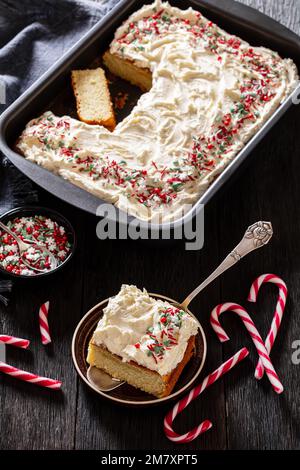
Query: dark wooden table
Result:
<box><xmin>1</xmin><ymin>0</ymin><xmax>300</xmax><ymax>451</ymax></box>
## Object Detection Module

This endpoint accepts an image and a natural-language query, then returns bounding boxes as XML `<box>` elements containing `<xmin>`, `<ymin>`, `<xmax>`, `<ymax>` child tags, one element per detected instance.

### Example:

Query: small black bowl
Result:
<box><xmin>0</xmin><ymin>206</ymin><xmax>76</xmax><ymax>279</ymax></box>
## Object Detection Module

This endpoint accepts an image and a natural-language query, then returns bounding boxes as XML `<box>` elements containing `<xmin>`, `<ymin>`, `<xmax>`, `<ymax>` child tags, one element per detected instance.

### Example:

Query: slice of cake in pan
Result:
<box><xmin>71</xmin><ymin>67</ymin><xmax>116</xmax><ymax>130</ymax></box>
<box><xmin>87</xmin><ymin>284</ymin><xmax>199</xmax><ymax>398</ymax></box>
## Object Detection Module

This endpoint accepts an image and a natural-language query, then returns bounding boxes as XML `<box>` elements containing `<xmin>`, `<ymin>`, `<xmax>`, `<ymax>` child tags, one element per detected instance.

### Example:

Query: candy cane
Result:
<box><xmin>39</xmin><ymin>301</ymin><xmax>51</xmax><ymax>345</ymax></box>
<box><xmin>164</xmin><ymin>347</ymin><xmax>249</xmax><ymax>443</ymax></box>
<box><xmin>0</xmin><ymin>361</ymin><xmax>61</xmax><ymax>390</ymax></box>
<box><xmin>248</xmin><ymin>274</ymin><xmax>287</xmax><ymax>379</ymax></box>
<box><xmin>210</xmin><ymin>303</ymin><xmax>283</xmax><ymax>394</ymax></box>
<box><xmin>0</xmin><ymin>335</ymin><xmax>30</xmax><ymax>349</ymax></box>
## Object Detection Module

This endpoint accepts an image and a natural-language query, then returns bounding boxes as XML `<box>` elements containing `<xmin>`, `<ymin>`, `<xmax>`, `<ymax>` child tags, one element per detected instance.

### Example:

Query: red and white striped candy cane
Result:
<box><xmin>248</xmin><ymin>274</ymin><xmax>287</xmax><ymax>379</ymax></box>
<box><xmin>39</xmin><ymin>301</ymin><xmax>51</xmax><ymax>345</ymax></box>
<box><xmin>210</xmin><ymin>303</ymin><xmax>283</xmax><ymax>394</ymax></box>
<box><xmin>164</xmin><ymin>347</ymin><xmax>249</xmax><ymax>443</ymax></box>
<box><xmin>0</xmin><ymin>335</ymin><xmax>30</xmax><ymax>349</ymax></box>
<box><xmin>0</xmin><ymin>361</ymin><xmax>61</xmax><ymax>390</ymax></box>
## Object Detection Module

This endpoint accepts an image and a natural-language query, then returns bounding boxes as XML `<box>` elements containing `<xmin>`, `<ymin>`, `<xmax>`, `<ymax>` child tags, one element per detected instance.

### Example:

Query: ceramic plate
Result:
<box><xmin>72</xmin><ymin>293</ymin><xmax>207</xmax><ymax>406</ymax></box>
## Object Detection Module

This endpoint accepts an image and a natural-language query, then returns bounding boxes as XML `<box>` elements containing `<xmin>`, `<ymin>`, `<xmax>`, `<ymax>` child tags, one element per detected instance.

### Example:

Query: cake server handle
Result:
<box><xmin>180</xmin><ymin>221</ymin><xmax>273</xmax><ymax>312</ymax></box>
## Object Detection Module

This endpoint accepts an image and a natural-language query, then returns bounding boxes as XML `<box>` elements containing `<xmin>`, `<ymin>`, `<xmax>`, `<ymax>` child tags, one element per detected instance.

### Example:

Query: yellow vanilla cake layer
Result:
<box><xmin>71</xmin><ymin>68</ymin><xmax>116</xmax><ymax>130</ymax></box>
<box><xmin>103</xmin><ymin>51</ymin><xmax>152</xmax><ymax>91</ymax></box>
<box><xmin>17</xmin><ymin>0</ymin><xmax>299</xmax><ymax>222</ymax></box>
<box><xmin>87</xmin><ymin>336</ymin><xmax>195</xmax><ymax>398</ymax></box>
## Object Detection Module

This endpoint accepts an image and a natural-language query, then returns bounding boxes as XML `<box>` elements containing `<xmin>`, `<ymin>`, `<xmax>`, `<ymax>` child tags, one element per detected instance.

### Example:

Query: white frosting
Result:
<box><xmin>17</xmin><ymin>0</ymin><xmax>299</xmax><ymax>222</ymax></box>
<box><xmin>91</xmin><ymin>284</ymin><xmax>199</xmax><ymax>376</ymax></box>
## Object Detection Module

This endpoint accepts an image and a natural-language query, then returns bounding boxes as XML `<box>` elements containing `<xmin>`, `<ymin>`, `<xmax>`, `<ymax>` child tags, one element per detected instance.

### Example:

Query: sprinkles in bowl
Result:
<box><xmin>0</xmin><ymin>214</ymin><xmax>72</xmax><ymax>276</ymax></box>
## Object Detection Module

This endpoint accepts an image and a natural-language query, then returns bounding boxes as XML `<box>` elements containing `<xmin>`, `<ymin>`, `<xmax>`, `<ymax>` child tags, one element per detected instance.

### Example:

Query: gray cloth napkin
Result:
<box><xmin>0</xmin><ymin>0</ymin><xmax>120</xmax><ymax>213</ymax></box>
<box><xmin>0</xmin><ymin>0</ymin><xmax>119</xmax><ymax>298</ymax></box>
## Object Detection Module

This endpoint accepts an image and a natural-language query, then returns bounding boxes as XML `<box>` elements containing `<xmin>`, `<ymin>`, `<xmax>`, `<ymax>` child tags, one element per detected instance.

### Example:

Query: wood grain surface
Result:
<box><xmin>0</xmin><ymin>0</ymin><xmax>300</xmax><ymax>450</ymax></box>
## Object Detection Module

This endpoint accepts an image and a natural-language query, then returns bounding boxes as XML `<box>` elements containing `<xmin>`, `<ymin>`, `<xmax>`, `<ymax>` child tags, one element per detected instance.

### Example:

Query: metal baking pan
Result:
<box><xmin>0</xmin><ymin>0</ymin><xmax>300</xmax><ymax>230</ymax></box>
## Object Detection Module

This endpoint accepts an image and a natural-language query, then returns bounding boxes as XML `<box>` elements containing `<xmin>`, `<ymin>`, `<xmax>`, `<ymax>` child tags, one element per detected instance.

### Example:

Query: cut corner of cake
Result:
<box><xmin>102</xmin><ymin>50</ymin><xmax>152</xmax><ymax>92</ymax></box>
<box><xmin>86</xmin><ymin>284</ymin><xmax>199</xmax><ymax>398</ymax></box>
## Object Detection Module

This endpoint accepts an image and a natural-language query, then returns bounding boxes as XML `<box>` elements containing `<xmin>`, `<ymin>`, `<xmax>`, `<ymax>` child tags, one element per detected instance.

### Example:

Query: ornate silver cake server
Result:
<box><xmin>87</xmin><ymin>366</ymin><xmax>125</xmax><ymax>392</ymax></box>
<box><xmin>179</xmin><ymin>221</ymin><xmax>273</xmax><ymax>311</ymax></box>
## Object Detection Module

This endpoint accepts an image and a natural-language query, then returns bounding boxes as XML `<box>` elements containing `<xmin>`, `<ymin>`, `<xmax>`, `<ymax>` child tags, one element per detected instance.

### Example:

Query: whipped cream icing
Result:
<box><xmin>17</xmin><ymin>0</ymin><xmax>299</xmax><ymax>222</ymax></box>
<box><xmin>91</xmin><ymin>284</ymin><xmax>199</xmax><ymax>376</ymax></box>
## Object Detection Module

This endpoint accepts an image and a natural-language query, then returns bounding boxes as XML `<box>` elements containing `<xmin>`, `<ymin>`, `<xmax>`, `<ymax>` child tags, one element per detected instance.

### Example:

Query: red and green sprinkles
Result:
<box><xmin>134</xmin><ymin>307</ymin><xmax>185</xmax><ymax>364</ymax></box>
<box><xmin>0</xmin><ymin>215</ymin><xmax>71</xmax><ymax>276</ymax></box>
<box><xmin>26</xmin><ymin>5</ymin><xmax>286</xmax><ymax>211</ymax></box>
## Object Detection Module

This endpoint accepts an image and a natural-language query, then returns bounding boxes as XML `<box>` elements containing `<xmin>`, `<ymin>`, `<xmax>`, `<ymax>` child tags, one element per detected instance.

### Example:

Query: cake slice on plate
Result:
<box><xmin>87</xmin><ymin>284</ymin><xmax>199</xmax><ymax>398</ymax></box>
